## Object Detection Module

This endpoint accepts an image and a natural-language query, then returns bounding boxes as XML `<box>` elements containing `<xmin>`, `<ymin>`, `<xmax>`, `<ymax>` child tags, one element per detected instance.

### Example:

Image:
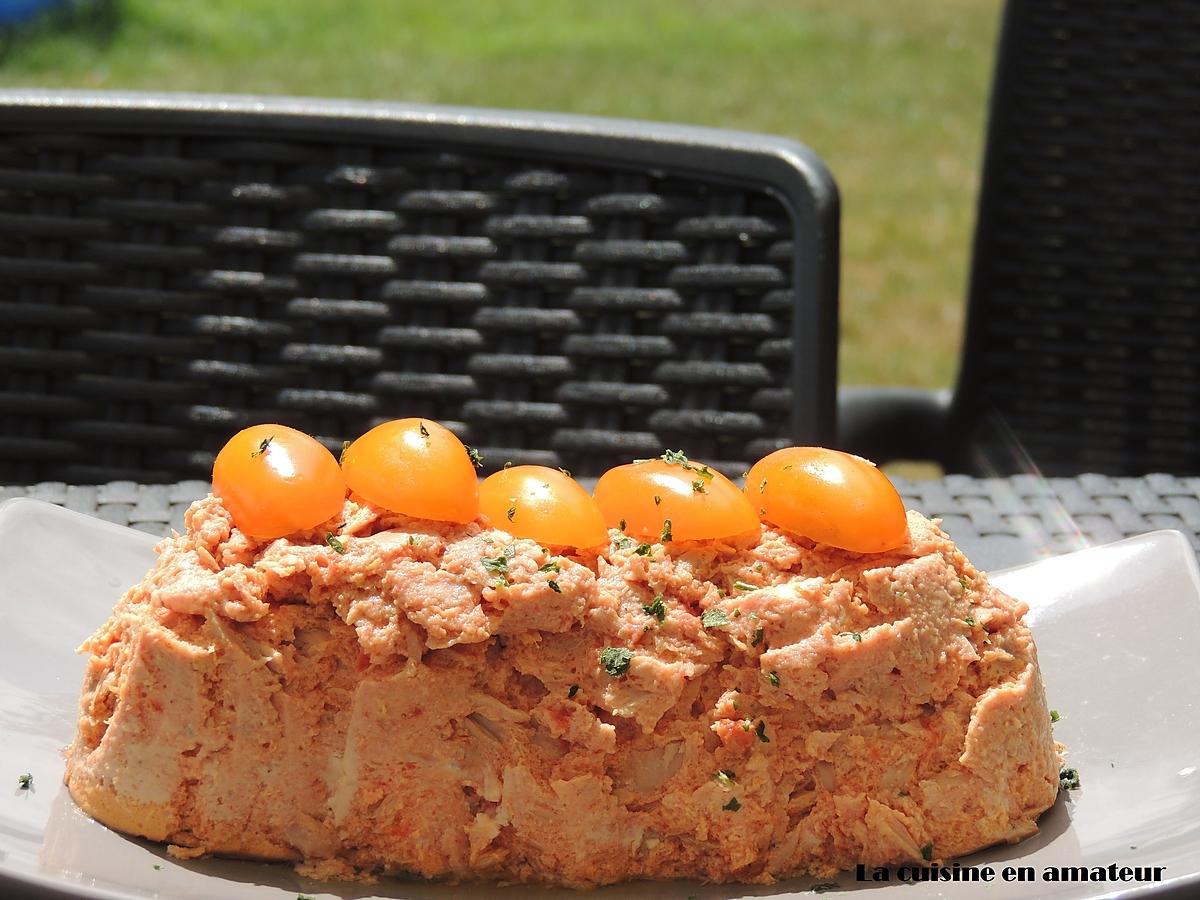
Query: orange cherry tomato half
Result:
<box><xmin>340</xmin><ymin>418</ymin><xmax>479</xmax><ymax>524</ymax></box>
<box><xmin>479</xmin><ymin>465</ymin><xmax>607</xmax><ymax>549</ymax></box>
<box><xmin>745</xmin><ymin>447</ymin><xmax>907</xmax><ymax>553</ymax></box>
<box><xmin>593</xmin><ymin>453</ymin><xmax>760</xmax><ymax>542</ymax></box>
<box><xmin>212</xmin><ymin>424</ymin><xmax>347</xmax><ymax>540</ymax></box>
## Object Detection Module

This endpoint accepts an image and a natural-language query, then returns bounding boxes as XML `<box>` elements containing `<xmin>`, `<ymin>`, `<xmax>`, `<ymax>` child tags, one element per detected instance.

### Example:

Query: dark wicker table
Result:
<box><xmin>5</xmin><ymin>474</ymin><xmax>1200</xmax><ymax>572</ymax></box>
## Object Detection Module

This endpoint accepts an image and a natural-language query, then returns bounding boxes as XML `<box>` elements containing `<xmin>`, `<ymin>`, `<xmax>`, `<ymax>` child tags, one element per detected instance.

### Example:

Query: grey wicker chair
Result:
<box><xmin>0</xmin><ymin>90</ymin><xmax>838</xmax><ymax>484</ymax></box>
<box><xmin>840</xmin><ymin>0</ymin><xmax>1200</xmax><ymax>476</ymax></box>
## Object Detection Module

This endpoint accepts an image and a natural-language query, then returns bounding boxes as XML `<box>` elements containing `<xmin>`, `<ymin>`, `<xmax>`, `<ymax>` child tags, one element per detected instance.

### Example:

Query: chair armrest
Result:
<box><xmin>837</xmin><ymin>386</ymin><xmax>952</xmax><ymax>465</ymax></box>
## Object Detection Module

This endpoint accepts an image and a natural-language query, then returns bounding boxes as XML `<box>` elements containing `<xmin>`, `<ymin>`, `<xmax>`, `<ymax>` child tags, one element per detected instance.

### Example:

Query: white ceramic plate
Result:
<box><xmin>2</xmin><ymin>497</ymin><xmax>1198</xmax><ymax>900</ymax></box>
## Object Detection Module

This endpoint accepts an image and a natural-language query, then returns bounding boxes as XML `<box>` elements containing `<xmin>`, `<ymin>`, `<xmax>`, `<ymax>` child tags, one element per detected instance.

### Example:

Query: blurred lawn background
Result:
<box><xmin>0</xmin><ymin>0</ymin><xmax>1001</xmax><ymax>393</ymax></box>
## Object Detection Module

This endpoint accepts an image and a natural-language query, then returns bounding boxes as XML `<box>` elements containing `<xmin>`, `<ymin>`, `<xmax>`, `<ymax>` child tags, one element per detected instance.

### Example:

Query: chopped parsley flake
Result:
<box><xmin>654</xmin><ymin>494</ymin><xmax>662</xmax><ymax>506</ymax></box>
<box><xmin>768</xmin><ymin>671</ymin><xmax>780</xmax><ymax>687</ymax></box>
<box><xmin>419</xmin><ymin>421</ymin><xmax>430</xmax><ymax>437</ymax></box>
<box><xmin>958</xmin><ymin>576</ymin><xmax>969</xmax><ymax>589</ymax></box>
<box><xmin>661</xmin><ymin>519</ymin><xmax>673</xmax><ymax>542</ymax></box>
<box><xmin>643</xmin><ymin>596</ymin><xmax>666</xmax><ymax>621</ymax></box>
<box><xmin>714</xmin><ymin>769</ymin><xmax>736</xmax><ymax>788</ymax></box>
<box><xmin>722</xmin><ymin>797</ymin><xmax>742</xmax><ymax>812</ymax></box>
<box><xmin>759</xmin><ymin>477</ymin><xmax>767</xmax><ymax>494</ymax></box>
<box><xmin>153</xmin><ymin>864</ymin><xmax>162</xmax><ymax>870</ymax></box>
<box><xmin>964</xmin><ymin>615</ymin><xmax>977</xmax><ymax>627</ymax></box>
<box><xmin>692</xmin><ymin>480</ymin><xmax>706</xmax><ymax>493</ymax></box>
<box><xmin>751</xmin><ymin>626</ymin><xmax>764</xmax><ymax>647</ymax></box>
<box><xmin>841</xmin><ymin>631</ymin><xmax>862</xmax><ymax>643</ymax></box>
<box><xmin>467</xmin><ymin>446</ymin><xmax>484</xmax><ymax>468</ymax></box>
<box><xmin>921</xmin><ymin>841</ymin><xmax>934</xmax><ymax>861</ymax></box>
<box><xmin>1050</xmin><ymin>709</ymin><xmax>1061</xmax><ymax>723</ymax></box>
<box><xmin>755</xmin><ymin>720</ymin><xmax>769</xmax><ymax>743</ymax></box>
<box><xmin>17</xmin><ymin>772</ymin><xmax>32</xmax><ymax>790</ymax></box>
<box><xmin>324</xmin><ymin>533</ymin><xmax>346</xmax><ymax>554</ymax></box>
<box><xmin>614</xmin><ymin>535</ymin><xmax>634</xmax><ymax>550</ymax></box>
<box><xmin>568</xmin><ymin>684</ymin><xmax>579</xmax><ymax>698</ymax></box>
<box><xmin>503</xmin><ymin>460</ymin><xmax>513</xmax><ymax>469</ymax></box>
<box><xmin>634</xmin><ymin>543</ymin><xmax>653</xmax><ymax>556</ymax></box>
<box><xmin>701</xmin><ymin>608</ymin><xmax>730</xmax><ymax>628</ymax></box>
<box><xmin>619</xmin><ymin>518</ymin><xmax>627</xmax><ymax>532</ymax></box>
<box><xmin>507</xmin><ymin>506</ymin><xmax>516</xmax><ymax>521</ymax></box>
<box><xmin>1059</xmin><ymin>767</ymin><xmax>1081</xmax><ymax>791</ymax></box>
<box><xmin>637</xmin><ymin>449</ymin><xmax>714</xmax><ymax>480</ymax></box>
<box><xmin>250</xmin><ymin>435</ymin><xmax>274</xmax><ymax>458</ymax></box>
<box><xmin>339</xmin><ymin>440</ymin><xmax>351</xmax><ymax>464</ymax></box>
<box><xmin>408</xmin><ymin>534</ymin><xmax>417</xmax><ymax>546</ymax></box>
<box><xmin>733</xmin><ymin>580</ymin><xmax>755</xmax><ymax>592</ymax></box>
<box><xmin>481</xmin><ymin>546</ymin><xmax>515</xmax><ymax>572</ymax></box>
<box><xmin>547</xmin><ymin>579</ymin><xmax>562</xmax><ymax>593</ymax></box>
<box><xmin>600</xmin><ymin>647</ymin><xmax>633</xmax><ymax>677</ymax></box>
<box><xmin>539</xmin><ymin>560</ymin><xmax>561</xmax><ymax>573</ymax></box>
<box><xmin>559</xmin><ymin>467</ymin><xmax>572</xmax><ymax>478</ymax></box>
<box><xmin>811</xmin><ymin>884</ymin><xmax>839</xmax><ymax>894</ymax></box>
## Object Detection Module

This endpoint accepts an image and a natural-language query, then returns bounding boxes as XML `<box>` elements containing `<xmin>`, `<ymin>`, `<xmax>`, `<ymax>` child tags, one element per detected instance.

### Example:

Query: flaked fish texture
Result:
<box><xmin>66</xmin><ymin>496</ymin><xmax>1060</xmax><ymax>887</ymax></box>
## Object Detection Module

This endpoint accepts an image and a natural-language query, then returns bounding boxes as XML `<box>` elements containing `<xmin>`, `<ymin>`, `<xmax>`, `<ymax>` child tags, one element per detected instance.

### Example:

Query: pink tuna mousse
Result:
<box><xmin>66</xmin><ymin>495</ymin><xmax>1060</xmax><ymax>886</ymax></box>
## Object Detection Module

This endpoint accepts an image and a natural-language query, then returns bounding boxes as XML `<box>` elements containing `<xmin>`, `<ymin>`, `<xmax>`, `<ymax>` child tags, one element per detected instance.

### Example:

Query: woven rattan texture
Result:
<box><xmin>8</xmin><ymin>476</ymin><xmax>1199</xmax><ymax>571</ymax></box>
<box><xmin>962</xmin><ymin>1</ymin><xmax>1200</xmax><ymax>475</ymax></box>
<box><xmin>1</xmin><ymin>132</ymin><xmax>800</xmax><ymax>483</ymax></box>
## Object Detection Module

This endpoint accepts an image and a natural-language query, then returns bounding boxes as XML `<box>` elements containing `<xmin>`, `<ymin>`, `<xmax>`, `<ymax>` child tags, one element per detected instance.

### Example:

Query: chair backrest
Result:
<box><xmin>0</xmin><ymin>91</ymin><xmax>838</xmax><ymax>484</ymax></box>
<box><xmin>948</xmin><ymin>0</ymin><xmax>1200</xmax><ymax>476</ymax></box>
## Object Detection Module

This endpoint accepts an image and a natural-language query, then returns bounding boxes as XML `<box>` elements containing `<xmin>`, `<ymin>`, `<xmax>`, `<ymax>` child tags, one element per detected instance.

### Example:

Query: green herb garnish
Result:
<box><xmin>619</xmin><ymin>518</ymin><xmax>627</xmax><ymax>531</ymax></box>
<box><xmin>755</xmin><ymin>720</ymin><xmax>769</xmax><ymax>743</ymax></box>
<box><xmin>324</xmin><ymin>533</ymin><xmax>346</xmax><ymax>554</ymax></box>
<box><xmin>661</xmin><ymin>519</ymin><xmax>672</xmax><ymax>542</ymax></box>
<box><xmin>733</xmin><ymin>580</ymin><xmax>755</xmax><ymax>592</ymax></box>
<box><xmin>547</xmin><ymin>579</ymin><xmax>562</xmax><ymax>593</ymax></box>
<box><xmin>17</xmin><ymin>772</ymin><xmax>32</xmax><ymax>790</ymax></box>
<box><xmin>507</xmin><ymin>506</ymin><xmax>516</xmax><ymax>521</ymax></box>
<box><xmin>768</xmin><ymin>671</ymin><xmax>780</xmax><ymax>687</ymax></box>
<box><xmin>751</xmin><ymin>626</ymin><xmax>764</xmax><ymax>647</ymax></box>
<box><xmin>539</xmin><ymin>560</ymin><xmax>561</xmax><ymax>573</ymax></box>
<box><xmin>841</xmin><ymin>631</ymin><xmax>862</xmax><ymax>643</ymax></box>
<box><xmin>1059</xmin><ymin>767</ymin><xmax>1081</xmax><ymax>791</ymax></box>
<box><xmin>418</xmin><ymin>421</ymin><xmax>430</xmax><ymax>437</ymax></box>
<box><xmin>568</xmin><ymin>684</ymin><xmax>579</xmax><ymax>698</ymax></box>
<box><xmin>964</xmin><ymin>616</ymin><xmax>976</xmax><ymax>627</ymax></box>
<box><xmin>714</xmin><ymin>769</ymin><xmax>736</xmax><ymax>788</ymax></box>
<box><xmin>637</xmin><ymin>449</ymin><xmax>714</xmax><ymax>480</ymax></box>
<box><xmin>1050</xmin><ymin>709</ymin><xmax>1061</xmax><ymax>723</ymax></box>
<box><xmin>811</xmin><ymin>883</ymin><xmax>839</xmax><ymax>894</ymax></box>
<box><xmin>722</xmin><ymin>797</ymin><xmax>741</xmax><ymax>812</ymax></box>
<box><xmin>614</xmin><ymin>535</ymin><xmax>633</xmax><ymax>550</ymax></box>
<box><xmin>339</xmin><ymin>440</ymin><xmax>351</xmax><ymax>464</ymax></box>
<box><xmin>701</xmin><ymin>608</ymin><xmax>730</xmax><ymax>628</ymax></box>
<box><xmin>559</xmin><ymin>467</ymin><xmax>571</xmax><ymax>478</ymax></box>
<box><xmin>654</xmin><ymin>494</ymin><xmax>662</xmax><ymax>506</ymax></box>
<box><xmin>467</xmin><ymin>446</ymin><xmax>484</xmax><ymax>468</ymax></box>
<box><xmin>643</xmin><ymin>596</ymin><xmax>666</xmax><ymax>621</ymax></box>
<box><xmin>250</xmin><ymin>435</ymin><xmax>274</xmax><ymax>458</ymax></box>
<box><xmin>921</xmin><ymin>842</ymin><xmax>933</xmax><ymax>861</ymax></box>
<box><xmin>600</xmin><ymin>647</ymin><xmax>633</xmax><ymax>677</ymax></box>
<box><xmin>634</xmin><ymin>543</ymin><xmax>653</xmax><ymax>556</ymax></box>
<box><xmin>481</xmin><ymin>545</ymin><xmax>515</xmax><ymax>573</ymax></box>
<box><xmin>692</xmin><ymin>480</ymin><xmax>706</xmax><ymax>493</ymax></box>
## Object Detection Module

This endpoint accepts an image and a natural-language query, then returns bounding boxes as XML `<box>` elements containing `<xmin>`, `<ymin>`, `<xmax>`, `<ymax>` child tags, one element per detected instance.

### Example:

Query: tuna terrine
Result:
<box><xmin>66</xmin><ymin>490</ymin><xmax>1060</xmax><ymax>886</ymax></box>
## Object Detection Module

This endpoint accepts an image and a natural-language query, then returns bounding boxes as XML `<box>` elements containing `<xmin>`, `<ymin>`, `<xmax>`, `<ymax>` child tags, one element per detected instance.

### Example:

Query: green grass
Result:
<box><xmin>0</xmin><ymin>0</ymin><xmax>1001</xmax><ymax>389</ymax></box>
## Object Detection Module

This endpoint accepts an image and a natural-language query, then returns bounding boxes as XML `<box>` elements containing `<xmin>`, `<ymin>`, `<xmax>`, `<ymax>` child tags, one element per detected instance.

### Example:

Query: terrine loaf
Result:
<box><xmin>66</xmin><ymin>423</ymin><xmax>1061</xmax><ymax>886</ymax></box>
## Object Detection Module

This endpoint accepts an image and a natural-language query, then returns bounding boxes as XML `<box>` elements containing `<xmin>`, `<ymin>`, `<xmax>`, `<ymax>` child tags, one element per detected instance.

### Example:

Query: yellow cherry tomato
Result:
<box><xmin>745</xmin><ymin>447</ymin><xmax>907</xmax><ymax>552</ymax></box>
<box><xmin>340</xmin><ymin>418</ymin><xmax>479</xmax><ymax>523</ymax></box>
<box><xmin>593</xmin><ymin>452</ymin><xmax>760</xmax><ymax>542</ymax></box>
<box><xmin>212</xmin><ymin>424</ymin><xmax>347</xmax><ymax>539</ymax></box>
<box><xmin>479</xmin><ymin>465</ymin><xmax>607</xmax><ymax>549</ymax></box>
